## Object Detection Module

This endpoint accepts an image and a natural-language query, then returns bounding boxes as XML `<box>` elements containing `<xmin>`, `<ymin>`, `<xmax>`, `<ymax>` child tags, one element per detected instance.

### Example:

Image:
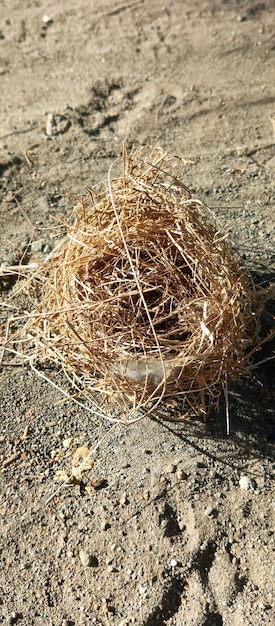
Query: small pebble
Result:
<box><xmin>7</xmin><ymin>614</ymin><xmax>21</xmax><ymax>626</ymax></box>
<box><xmin>101</xmin><ymin>519</ymin><xmax>111</xmax><ymax>531</ymax></box>
<box><xmin>166</xmin><ymin>463</ymin><xmax>177</xmax><ymax>474</ymax></box>
<box><xmin>239</xmin><ymin>475</ymin><xmax>257</xmax><ymax>491</ymax></box>
<box><xmin>107</xmin><ymin>564</ymin><xmax>116</xmax><ymax>573</ymax></box>
<box><xmin>176</xmin><ymin>469</ymin><xmax>188</xmax><ymax>481</ymax></box>
<box><xmin>46</xmin><ymin>113</ymin><xmax>54</xmax><ymax>136</ymax></box>
<box><xmin>79</xmin><ymin>550</ymin><xmax>91</xmax><ymax>567</ymax></box>
<box><xmin>89</xmin><ymin>476</ymin><xmax>106</xmax><ymax>489</ymax></box>
<box><xmin>111</xmin><ymin>543</ymin><xmax>118</xmax><ymax>552</ymax></box>
<box><xmin>204</xmin><ymin>506</ymin><xmax>218</xmax><ymax>518</ymax></box>
<box><xmin>56</xmin><ymin>532</ymin><xmax>67</xmax><ymax>557</ymax></box>
<box><xmin>239</xmin><ymin>475</ymin><xmax>250</xmax><ymax>490</ymax></box>
<box><xmin>236</xmin><ymin>14</ymin><xmax>246</xmax><ymax>22</ymax></box>
<box><xmin>31</xmin><ymin>239</ymin><xmax>44</xmax><ymax>253</ymax></box>
<box><xmin>79</xmin><ymin>550</ymin><xmax>98</xmax><ymax>567</ymax></box>
<box><xmin>42</xmin><ymin>15</ymin><xmax>52</xmax><ymax>24</ymax></box>
<box><xmin>120</xmin><ymin>493</ymin><xmax>129</xmax><ymax>506</ymax></box>
<box><xmin>19</xmin><ymin>240</ymin><xmax>29</xmax><ymax>249</ymax></box>
<box><xmin>170</xmin><ymin>558</ymin><xmax>178</xmax><ymax>568</ymax></box>
<box><xmin>101</xmin><ymin>600</ymin><xmax>113</xmax><ymax>614</ymax></box>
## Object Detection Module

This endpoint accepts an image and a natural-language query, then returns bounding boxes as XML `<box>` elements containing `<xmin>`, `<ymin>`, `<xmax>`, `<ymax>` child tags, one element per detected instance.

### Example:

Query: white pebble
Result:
<box><xmin>79</xmin><ymin>550</ymin><xmax>91</xmax><ymax>567</ymax></box>
<box><xmin>170</xmin><ymin>558</ymin><xmax>178</xmax><ymax>568</ymax></box>
<box><xmin>31</xmin><ymin>239</ymin><xmax>44</xmax><ymax>253</ymax></box>
<box><xmin>46</xmin><ymin>112</ymin><xmax>54</xmax><ymax>136</ymax></box>
<box><xmin>239</xmin><ymin>475</ymin><xmax>252</xmax><ymax>490</ymax></box>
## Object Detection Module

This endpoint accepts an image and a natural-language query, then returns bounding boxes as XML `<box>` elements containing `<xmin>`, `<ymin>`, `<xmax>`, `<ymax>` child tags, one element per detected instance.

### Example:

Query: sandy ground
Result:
<box><xmin>0</xmin><ymin>1</ymin><xmax>275</xmax><ymax>625</ymax></box>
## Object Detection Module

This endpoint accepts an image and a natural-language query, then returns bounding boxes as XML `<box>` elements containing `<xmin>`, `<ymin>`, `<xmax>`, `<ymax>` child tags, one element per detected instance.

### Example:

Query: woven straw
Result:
<box><xmin>3</xmin><ymin>146</ymin><xmax>263</xmax><ymax>423</ymax></box>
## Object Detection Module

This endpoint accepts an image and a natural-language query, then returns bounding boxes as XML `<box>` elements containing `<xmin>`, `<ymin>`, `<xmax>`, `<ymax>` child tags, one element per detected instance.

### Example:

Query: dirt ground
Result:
<box><xmin>0</xmin><ymin>1</ymin><xmax>275</xmax><ymax>625</ymax></box>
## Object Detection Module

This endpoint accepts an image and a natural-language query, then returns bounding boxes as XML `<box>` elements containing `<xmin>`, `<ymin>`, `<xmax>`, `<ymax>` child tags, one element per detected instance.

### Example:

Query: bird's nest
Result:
<box><xmin>1</xmin><ymin>146</ymin><xmax>267</xmax><ymax>424</ymax></box>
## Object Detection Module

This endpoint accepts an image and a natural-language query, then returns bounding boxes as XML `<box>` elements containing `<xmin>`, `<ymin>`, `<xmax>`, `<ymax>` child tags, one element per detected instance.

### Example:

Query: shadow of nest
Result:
<box><xmin>2</xmin><ymin>146</ymin><xmax>272</xmax><ymax>424</ymax></box>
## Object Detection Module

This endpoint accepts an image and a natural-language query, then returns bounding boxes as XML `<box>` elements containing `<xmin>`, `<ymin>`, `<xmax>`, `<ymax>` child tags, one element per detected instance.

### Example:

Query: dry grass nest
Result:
<box><xmin>2</xmin><ymin>146</ymin><xmax>270</xmax><ymax>424</ymax></box>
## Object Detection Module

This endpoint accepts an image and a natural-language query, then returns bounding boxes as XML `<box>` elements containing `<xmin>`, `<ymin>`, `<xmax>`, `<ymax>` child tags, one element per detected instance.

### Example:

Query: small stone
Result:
<box><xmin>101</xmin><ymin>519</ymin><xmax>111</xmax><ymax>531</ymax></box>
<box><xmin>170</xmin><ymin>558</ymin><xmax>178</xmax><ymax>568</ymax></box>
<box><xmin>166</xmin><ymin>463</ymin><xmax>177</xmax><ymax>474</ymax></box>
<box><xmin>42</xmin><ymin>15</ymin><xmax>52</xmax><ymax>24</ymax></box>
<box><xmin>79</xmin><ymin>550</ymin><xmax>98</xmax><ymax>567</ymax></box>
<box><xmin>101</xmin><ymin>600</ymin><xmax>113</xmax><ymax>614</ymax></box>
<box><xmin>7</xmin><ymin>614</ymin><xmax>20</xmax><ymax>625</ymax></box>
<box><xmin>139</xmin><ymin>585</ymin><xmax>147</xmax><ymax>595</ymax></box>
<box><xmin>143</xmin><ymin>467</ymin><xmax>151</xmax><ymax>474</ymax></box>
<box><xmin>46</xmin><ymin>113</ymin><xmax>54</xmax><ymax>136</ymax></box>
<box><xmin>239</xmin><ymin>475</ymin><xmax>250</xmax><ymax>490</ymax></box>
<box><xmin>120</xmin><ymin>493</ymin><xmax>129</xmax><ymax>506</ymax></box>
<box><xmin>204</xmin><ymin>506</ymin><xmax>218</xmax><ymax>518</ymax></box>
<box><xmin>56</xmin><ymin>532</ymin><xmax>67</xmax><ymax>557</ymax></box>
<box><xmin>31</xmin><ymin>239</ymin><xmax>44</xmax><ymax>253</ymax></box>
<box><xmin>79</xmin><ymin>550</ymin><xmax>90</xmax><ymax>567</ymax></box>
<box><xmin>239</xmin><ymin>475</ymin><xmax>257</xmax><ymax>491</ymax></box>
<box><xmin>89</xmin><ymin>476</ymin><xmax>106</xmax><ymax>489</ymax></box>
<box><xmin>19</xmin><ymin>240</ymin><xmax>29</xmax><ymax>250</ymax></box>
<box><xmin>176</xmin><ymin>469</ymin><xmax>188</xmax><ymax>481</ymax></box>
<box><xmin>107</xmin><ymin>564</ymin><xmax>116</xmax><ymax>573</ymax></box>
<box><xmin>111</xmin><ymin>543</ymin><xmax>118</xmax><ymax>552</ymax></box>
<box><xmin>62</xmin><ymin>437</ymin><xmax>73</xmax><ymax>449</ymax></box>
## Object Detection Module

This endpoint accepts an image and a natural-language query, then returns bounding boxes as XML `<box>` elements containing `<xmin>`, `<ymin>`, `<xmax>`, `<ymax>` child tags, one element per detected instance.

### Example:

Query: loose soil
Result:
<box><xmin>0</xmin><ymin>1</ymin><xmax>274</xmax><ymax>625</ymax></box>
